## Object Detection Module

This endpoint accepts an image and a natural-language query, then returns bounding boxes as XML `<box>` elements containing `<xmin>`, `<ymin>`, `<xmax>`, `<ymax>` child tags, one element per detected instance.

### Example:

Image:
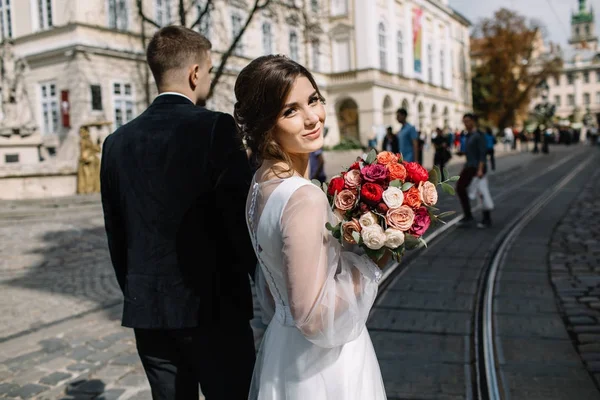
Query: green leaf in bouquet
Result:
<box><xmin>325</xmin><ymin>222</ymin><xmax>337</xmax><ymax>232</ymax></box>
<box><xmin>440</xmin><ymin>182</ymin><xmax>456</xmax><ymax>196</ymax></box>
<box><xmin>322</xmin><ymin>181</ymin><xmax>329</xmax><ymax>193</ymax></box>
<box><xmin>332</xmin><ymin>229</ymin><xmax>342</xmax><ymax>240</ymax></box>
<box><xmin>428</xmin><ymin>165</ymin><xmax>440</xmax><ymax>185</ymax></box>
<box><xmin>389</xmin><ymin>179</ymin><xmax>402</xmax><ymax>188</ymax></box>
<box><xmin>443</xmin><ymin>167</ymin><xmax>450</xmax><ymax>180</ymax></box>
<box><xmin>419</xmin><ymin>237</ymin><xmax>428</xmax><ymax>248</ymax></box>
<box><xmin>311</xmin><ymin>179</ymin><xmax>322</xmax><ymax>187</ymax></box>
<box><xmin>436</xmin><ymin>210</ymin><xmax>456</xmax><ymax>220</ymax></box>
<box><xmin>365</xmin><ymin>149</ymin><xmax>377</xmax><ymax>165</ymax></box>
<box><xmin>352</xmin><ymin>231</ymin><xmax>361</xmax><ymax>244</ymax></box>
<box><xmin>364</xmin><ymin>246</ymin><xmax>387</xmax><ymax>261</ymax></box>
<box><xmin>404</xmin><ymin>233</ymin><xmax>421</xmax><ymax>250</ymax></box>
<box><xmin>445</xmin><ymin>175</ymin><xmax>460</xmax><ymax>182</ymax></box>
<box><xmin>401</xmin><ymin>182</ymin><xmax>414</xmax><ymax>191</ymax></box>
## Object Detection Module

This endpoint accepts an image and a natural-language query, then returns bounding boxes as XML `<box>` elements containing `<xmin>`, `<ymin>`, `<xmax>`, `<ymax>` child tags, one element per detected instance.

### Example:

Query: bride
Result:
<box><xmin>235</xmin><ymin>55</ymin><xmax>387</xmax><ymax>400</ymax></box>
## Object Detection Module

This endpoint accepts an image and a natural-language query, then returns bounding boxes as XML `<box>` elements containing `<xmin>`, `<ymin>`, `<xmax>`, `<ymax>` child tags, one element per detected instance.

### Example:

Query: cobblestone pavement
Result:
<box><xmin>550</xmin><ymin>167</ymin><xmax>600</xmax><ymax>388</ymax></box>
<box><xmin>0</xmin><ymin>146</ymin><xmax>564</xmax><ymax>399</ymax></box>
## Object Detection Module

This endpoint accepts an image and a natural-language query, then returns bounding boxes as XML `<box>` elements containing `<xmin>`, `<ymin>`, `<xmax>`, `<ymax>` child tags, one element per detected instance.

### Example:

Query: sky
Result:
<box><xmin>449</xmin><ymin>0</ymin><xmax>600</xmax><ymax>48</ymax></box>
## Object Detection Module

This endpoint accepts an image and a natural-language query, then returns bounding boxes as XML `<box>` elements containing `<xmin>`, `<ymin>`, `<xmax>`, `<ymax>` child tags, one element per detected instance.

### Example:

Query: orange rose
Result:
<box><xmin>386</xmin><ymin>205</ymin><xmax>415</xmax><ymax>231</ymax></box>
<box><xmin>342</xmin><ymin>219</ymin><xmax>362</xmax><ymax>243</ymax></box>
<box><xmin>377</xmin><ymin>151</ymin><xmax>399</xmax><ymax>166</ymax></box>
<box><xmin>387</xmin><ymin>163</ymin><xmax>407</xmax><ymax>181</ymax></box>
<box><xmin>403</xmin><ymin>187</ymin><xmax>422</xmax><ymax>209</ymax></box>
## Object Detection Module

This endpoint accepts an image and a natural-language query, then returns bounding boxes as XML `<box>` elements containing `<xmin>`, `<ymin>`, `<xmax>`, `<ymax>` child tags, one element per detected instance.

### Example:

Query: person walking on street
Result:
<box><xmin>533</xmin><ymin>126</ymin><xmax>541</xmax><ymax>153</ymax></box>
<box><xmin>484</xmin><ymin>127</ymin><xmax>496</xmax><ymax>171</ymax></box>
<box><xmin>456</xmin><ymin>113</ymin><xmax>492</xmax><ymax>228</ymax></box>
<box><xmin>396</xmin><ymin>108</ymin><xmax>419</xmax><ymax>162</ymax></box>
<box><xmin>382</xmin><ymin>126</ymin><xmax>399</xmax><ymax>153</ymax></box>
<box><xmin>432</xmin><ymin>127</ymin><xmax>451</xmax><ymax>180</ymax></box>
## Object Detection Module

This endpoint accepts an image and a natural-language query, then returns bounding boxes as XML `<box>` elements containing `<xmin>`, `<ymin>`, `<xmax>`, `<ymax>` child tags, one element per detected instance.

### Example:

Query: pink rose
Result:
<box><xmin>361</xmin><ymin>164</ymin><xmax>389</xmax><ymax>184</ymax></box>
<box><xmin>344</xmin><ymin>169</ymin><xmax>362</xmax><ymax>190</ymax></box>
<box><xmin>342</xmin><ymin>219</ymin><xmax>362</xmax><ymax>243</ymax></box>
<box><xmin>409</xmin><ymin>207</ymin><xmax>431</xmax><ymax>237</ymax></box>
<box><xmin>419</xmin><ymin>181</ymin><xmax>438</xmax><ymax>206</ymax></box>
<box><xmin>386</xmin><ymin>205</ymin><xmax>415</xmax><ymax>231</ymax></box>
<box><xmin>334</xmin><ymin>189</ymin><xmax>357</xmax><ymax>211</ymax></box>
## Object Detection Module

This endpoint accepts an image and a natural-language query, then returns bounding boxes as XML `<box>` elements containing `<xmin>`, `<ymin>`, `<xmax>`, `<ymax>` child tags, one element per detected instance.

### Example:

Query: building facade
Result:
<box><xmin>0</xmin><ymin>0</ymin><xmax>472</xmax><ymax>167</ymax></box>
<box><xmin>532</xmin><ymin>0</ymin><xmax>600</xmax><ymax>125</ymax></box>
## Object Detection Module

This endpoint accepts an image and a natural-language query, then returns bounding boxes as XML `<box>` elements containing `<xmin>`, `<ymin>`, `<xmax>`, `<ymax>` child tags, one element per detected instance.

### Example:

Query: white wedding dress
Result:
<box><xmin>246</xmin><ymin>175</ymin><xmax>387</xmax><ymax>400</ymax></box>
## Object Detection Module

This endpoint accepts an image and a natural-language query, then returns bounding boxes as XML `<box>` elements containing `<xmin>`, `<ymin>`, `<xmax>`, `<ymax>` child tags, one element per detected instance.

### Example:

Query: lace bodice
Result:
<box><xmin>246</xmin><ymin>176</ymin><xmax>382</xmax><ymax>348</ymax></box>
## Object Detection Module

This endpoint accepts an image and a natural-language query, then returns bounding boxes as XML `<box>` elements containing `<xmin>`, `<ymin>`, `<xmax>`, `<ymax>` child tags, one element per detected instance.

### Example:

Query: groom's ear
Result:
<box><xmin>188</xmin><ymin>64</ymin><xmax>200</xmax><ymax>89</ymax></box>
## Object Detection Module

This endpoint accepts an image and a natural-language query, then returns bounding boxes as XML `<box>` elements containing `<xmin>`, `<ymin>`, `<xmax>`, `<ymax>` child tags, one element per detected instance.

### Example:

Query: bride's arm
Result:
<box><xmin>281</xmin><ymin>185</ymin><xmax>381</xmax><ymax>348</ymax></box>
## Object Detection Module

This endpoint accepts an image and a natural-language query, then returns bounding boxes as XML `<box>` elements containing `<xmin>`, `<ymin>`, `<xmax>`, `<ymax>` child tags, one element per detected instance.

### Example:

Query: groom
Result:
<box><xmin>100</xmin><ymin>26</ymin><xmax>256</xmax><ymax>399</ymax></box>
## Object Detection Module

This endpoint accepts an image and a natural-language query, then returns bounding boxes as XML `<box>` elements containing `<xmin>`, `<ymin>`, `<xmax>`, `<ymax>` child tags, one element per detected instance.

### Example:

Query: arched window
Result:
<box><xmin>262</xmin><ymin>22</ymin><xmax>273</xmax><ymax>55</ymax></box>
<box><xmin>397</xmin><ymin>30</ymin><xmax>404</xmax><ymax>75</ymax></box>
<box><xmin>311</xmin><ymin>39</ymin><xmax>320</xmax><ymax>71</ymax></box>
<box><xmin>379</xmin><ymin>23</ymin><xmax>387</xmax><ymax>70</ymax></box>
<box><xmin>289</xmin><ymin>31</ymin><xmax>299</xmax><ymax>61</ymax></box>
<box><xmin>311</xmin><ymin>0</ymin><xmax>319</xmax><ymax>13</ymax></box>
<box><xmin>440</xmin><ymin>49</ymin><xmax>445</xmax><ymax>86</ymax></box>
<box><xmin>427</xmin><ymin>44</ymin><xmax>433</xmax><ymax>82</ymax></box>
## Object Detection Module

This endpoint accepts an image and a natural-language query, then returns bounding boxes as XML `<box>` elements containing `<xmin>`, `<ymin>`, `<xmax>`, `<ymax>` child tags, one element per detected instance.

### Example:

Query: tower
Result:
<box><xmin>569</xmin><ymin>0</ymin><xmax>598</xmax><ymax>49</ymax></box>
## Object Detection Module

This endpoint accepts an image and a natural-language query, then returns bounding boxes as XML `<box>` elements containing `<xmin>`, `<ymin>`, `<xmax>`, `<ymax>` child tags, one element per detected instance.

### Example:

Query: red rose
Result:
<box><xmin>409</xmin><ymin>207</ymin><xmax>431</xmax><ymax>237</ymax></box>
<box><xmin>328</xmin><ymin>177</ymin><xmax>345</xmax><ymax>196</ymax></box>
<box><xmin>349</xmin><ymin>161</ymin><xmax>360</xmax><ymax>170</ymax></box>
<box><xmin>360</xmin><ymin>183</ymin><xmax>384</xmax><ymax>205</ymax></box>
<box><xmin>361</xmin><ymin>164</ymin><xmax>389</xmax><ymax>184</ymax></box>
<box><xmin>404</xmin><ymin>162</ymin><xmax>429</xmax><ymax>183</ymax></box>
<box><xmin>359</xmin><ymin>202</ymin><xmax>370</xmax><ymax>213</ymax></box>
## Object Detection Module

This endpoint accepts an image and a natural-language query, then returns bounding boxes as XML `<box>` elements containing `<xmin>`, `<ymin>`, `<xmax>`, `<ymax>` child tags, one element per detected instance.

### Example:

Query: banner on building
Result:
<box><xmin>413</xmin><ymin>7</ymin><xmax>423</xmax><ymax>74</ymax></box>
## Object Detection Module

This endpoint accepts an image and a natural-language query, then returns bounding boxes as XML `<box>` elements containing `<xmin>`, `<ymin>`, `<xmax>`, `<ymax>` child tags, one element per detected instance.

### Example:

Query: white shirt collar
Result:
<box><xmin>157</xmin><ymin>92</ymin><xmax>195</xmax><ymax>104</ymax></box>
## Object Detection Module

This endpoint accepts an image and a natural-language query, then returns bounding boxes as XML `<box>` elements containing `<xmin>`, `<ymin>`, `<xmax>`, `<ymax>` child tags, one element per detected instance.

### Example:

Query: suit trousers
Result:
<box><xmin>134</xmin><ymin>323</ymin><xmax>256</xmax><ymax>400</ymax></box>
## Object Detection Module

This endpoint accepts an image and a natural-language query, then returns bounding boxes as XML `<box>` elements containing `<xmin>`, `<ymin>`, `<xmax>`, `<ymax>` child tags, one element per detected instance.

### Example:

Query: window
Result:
<box><xmin>155</xmin><ymin>0</ymin><xmax>172</xmax><ymax>27</ymax></box>
<box><xmin>108</xmin><ymin>0</ymin><xmax>128</xmax><ymax>30</ymax></box>
<box><xmin>40</xmin><ymin>82</ymin><xmax>59</xmax><ymax>135</ymax></box>
<box><xmin>289</xmin><ymin>31</ymin><xmax>299</xmax><ymax>61</ymax></box>
<box><xmin>554</xmin><ymin>95</ymin><xmax>561</xmax><ymax>106</ymax></box>
<box><xmin>311</xmin><ymin>0</ymin><xmax>319</xmax><ymax>13</ymax></box>
<box><xmin>262</xmin><ymin>23</ymin><xmax>273</xmax><ymax>55</ymax></box>
<box><xmin>584</xmin><ymin>93</ymin><xmax>590</xmax><ymax>105</ymax></box>
<box><xmin>311</xmin><ymin>39</ymin><xmax>320</xmax><ymax>72</ymax></box>
<box><xmin>331</xmin><ymin>0</ymin><xmax>347</xmax><ymax>16</ymax></box>
<box><xmin>427</xmin><ymin>44</ymin><xmax>433</xmax><ymax>82</ymax></box>
<box><xmin>196</xmin><ymin>2</ymin><xmax>210</xmax><ymax>39</ymax></box>
<box><xmin>568</xmin><ymin>94</ymin><xmax>575</xmax><ymax>106</ymax></box>
<box><xmin>38</xmin><ymin>0</ymin><xmax>52</xmax><ymax>29</ymax></box>
<box><xmin>397</xmin><ymin>31</ymin><xmax>404</xmax><ymax>75</ymax></box>
<box><xmin>113</xmin><ymin>82</ymin><xmax>134</xmax><ymax>129</ymax></box>
<box><xmin>555</xmin><ymin>76</ymin><xmax>560</xmax><ymax>86</ymax></box>
<box><xmin>568</xmin><ymin>74</ymin><xmax>574</xmax><ymax>85</ymax></box>
<box><xmin>90</xmin><ymin>85</ymin><xmax>103</xmax><ymax>111</ymax></box>
<box><xmin>5</xmin><ymin>154</ymin><xmax>18</xmax><ymax>163</ymax></box>
<box><xmin>596</xmin><ymin>92</ymin><xmax>600</xmax><ymax>104</ymax></box>
<box><xmin>597</xmin><ymin>70</ymin><xmax>600</xmax><ymax>82</ymax></box>
<box><xmin>584</xmin><ymin>71</ymin><xmax>590</xmax><ymax>83</ymax></box>
<box><xmin>576</xmin><ymin>27</ymin><xmax>580</xmax><ymax>37</ymax></box>
<box><xmin>332</xmin><ymin>38</ymin><xmax>350</xmax><ymax>72</ymax></box>
<box><xmin>231</xmin><ymin>13</ymin><xmax>243</xmax><ymax>56</ymax></box>
<box><xmin>0</xmin><ymin>0</ymin><xmax>13</xmax><ymax>40</ymax></box>
<box><xmin>586</xmin><ymin>25</ymin><xmax>590</xmax><ymax>36</ymax></box>
<box><xmin>378</xmin><ymin>23</ymin><xmax>387</xmax><ymax>70</ymax></box>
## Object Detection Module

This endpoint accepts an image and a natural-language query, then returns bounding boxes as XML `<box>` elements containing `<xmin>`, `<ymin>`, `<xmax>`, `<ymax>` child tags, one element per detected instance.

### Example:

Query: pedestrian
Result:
<box><xmin>381</xmin><ymin>126</ymin><xmax>399</xmax><ymax>153</ymax></box>
<box><xmin>432</xmin><ymin>127</ymin><xmax>451</xmax><ymax>180</ymax></box>
<box><xmin>484</xmin><ymin>127</ymin><xmax>496</xmax><ymax>171</ymax></box>
<box><xmin>395</xmin><ymin>108</ymin><xmax>419</xmax><ymax>162</ymax></box>
<box><xmin>100</xmin><ymin>26</ymin><xmax>257</xmax><ymax>399</ymax></box>
<box><xmin>503</xmin><ymin>127</ymin><xmax>513</xmax><ymax>152</ymax></box>
<box><xmin>542</xmin><ymin>127</ymin><xmax>551</xmax><ymax>154</ymax></box>
<box><xmin>532</xmin><ymin>126</ymin><xmax>541</xmax><ymax>153</ymax></box>
<box><xmin>456</xmin><ymin>113</ymin><xmax>493</xmax><ymax>228</ymax></box>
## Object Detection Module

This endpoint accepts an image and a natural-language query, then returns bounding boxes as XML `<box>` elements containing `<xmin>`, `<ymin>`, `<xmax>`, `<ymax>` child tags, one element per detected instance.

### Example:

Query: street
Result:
<box><xmin>1</xmin><ymin>144</ymin><xmax>599</xmax><ymax>399</ymax></box>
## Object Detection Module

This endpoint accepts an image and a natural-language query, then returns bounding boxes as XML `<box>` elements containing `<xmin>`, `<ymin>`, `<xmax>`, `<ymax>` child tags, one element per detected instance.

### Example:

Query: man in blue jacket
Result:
<box><xmin>396</xmin><ymin>108</ymin><xmax>419</xmax><ymax>162</ymax></box>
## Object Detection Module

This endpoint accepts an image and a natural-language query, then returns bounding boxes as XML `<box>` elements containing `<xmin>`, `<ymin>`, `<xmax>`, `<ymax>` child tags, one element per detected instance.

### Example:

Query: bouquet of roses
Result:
<box><xmin>317</xmin><ymin>149</ymin><xmax>457</xmax><ymax>263</ymax></box>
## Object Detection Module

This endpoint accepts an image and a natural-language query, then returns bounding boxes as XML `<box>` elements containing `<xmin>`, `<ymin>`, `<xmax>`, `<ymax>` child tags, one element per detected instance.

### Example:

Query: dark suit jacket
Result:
<box><xmin>100</xmin><ymin>94</ymin><xmax>256</xmax><ymax>329</ymax></box>
<box><xmin>381</xmin><ymin>135</ymin><xmax>399</xmax><ymax>154</ymax></box>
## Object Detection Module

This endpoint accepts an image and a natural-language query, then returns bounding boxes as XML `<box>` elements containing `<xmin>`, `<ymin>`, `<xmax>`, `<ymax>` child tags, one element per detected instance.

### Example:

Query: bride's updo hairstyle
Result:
<box><xmin>234</xmin><ymin>55</ymin><xmax>325</xmax><ymax>168</ymax></box>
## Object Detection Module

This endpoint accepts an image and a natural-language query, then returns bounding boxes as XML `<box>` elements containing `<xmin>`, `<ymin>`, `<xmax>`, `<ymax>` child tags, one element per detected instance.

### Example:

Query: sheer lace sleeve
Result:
<box><xmin>281</xmin><ymin>184</ymin><xmax>382</xmax><ymax>348</ymax></box>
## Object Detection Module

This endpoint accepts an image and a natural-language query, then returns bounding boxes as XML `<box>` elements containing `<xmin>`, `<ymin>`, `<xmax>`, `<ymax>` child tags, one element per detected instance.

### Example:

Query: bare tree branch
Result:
<box><xmin>178</xmin><ymin>0</ymin><xmax>187</xmax><ymax>26</ymax></box>
<box><xmin>208</xmin><ymin>0</ymin><xmax>272</xmax><ymax>98</ymax></box>
<box><xmin>189</xmin><ymin>0</ymin><xmax>214</xmax><ymax>30</ymax></box>
<box><xmin>136</xmin><ymin>0</ymin><xmax>161</xmax><ymax>29</ymax></box>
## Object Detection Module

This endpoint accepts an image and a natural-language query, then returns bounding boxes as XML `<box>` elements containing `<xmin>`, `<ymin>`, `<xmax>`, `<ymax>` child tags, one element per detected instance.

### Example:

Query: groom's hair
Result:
<box><xmin>147</xmin><ymin>25</ymin><xmax>212</xmax><ymax>87</ymax></box>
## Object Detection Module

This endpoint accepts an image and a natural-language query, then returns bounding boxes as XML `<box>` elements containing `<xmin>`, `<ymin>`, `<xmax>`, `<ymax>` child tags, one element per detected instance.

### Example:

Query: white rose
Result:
<box><xmin>384</xmin><ymin>228</ymin><xmax>405</xmax><ymax>249</ymax></box>
<box><xmin>359</xmin><ymin>211</ymin><xmax>378</xmax><ymax>228</ymax></box>
<box><xmin>382</xmin><ymin>187</ymin><xmax>405</xmax><ymax>210</ymax></box>
<box><xmin>361</xmin><ymin>225</ymin><xmax>386</xmax><ymax>250</ymax></box>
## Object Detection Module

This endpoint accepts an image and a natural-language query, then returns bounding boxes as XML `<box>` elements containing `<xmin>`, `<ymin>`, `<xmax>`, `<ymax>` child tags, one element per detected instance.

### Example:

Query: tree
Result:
<box><xmin>136</xmin><ymin>0</ymin><xmax>316</xmax><ymax>105</ymax></box>
<box><xmin>471</xmin><ymin>8</ymin><xmax>562</xmax><ymax>129</ymax></box>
